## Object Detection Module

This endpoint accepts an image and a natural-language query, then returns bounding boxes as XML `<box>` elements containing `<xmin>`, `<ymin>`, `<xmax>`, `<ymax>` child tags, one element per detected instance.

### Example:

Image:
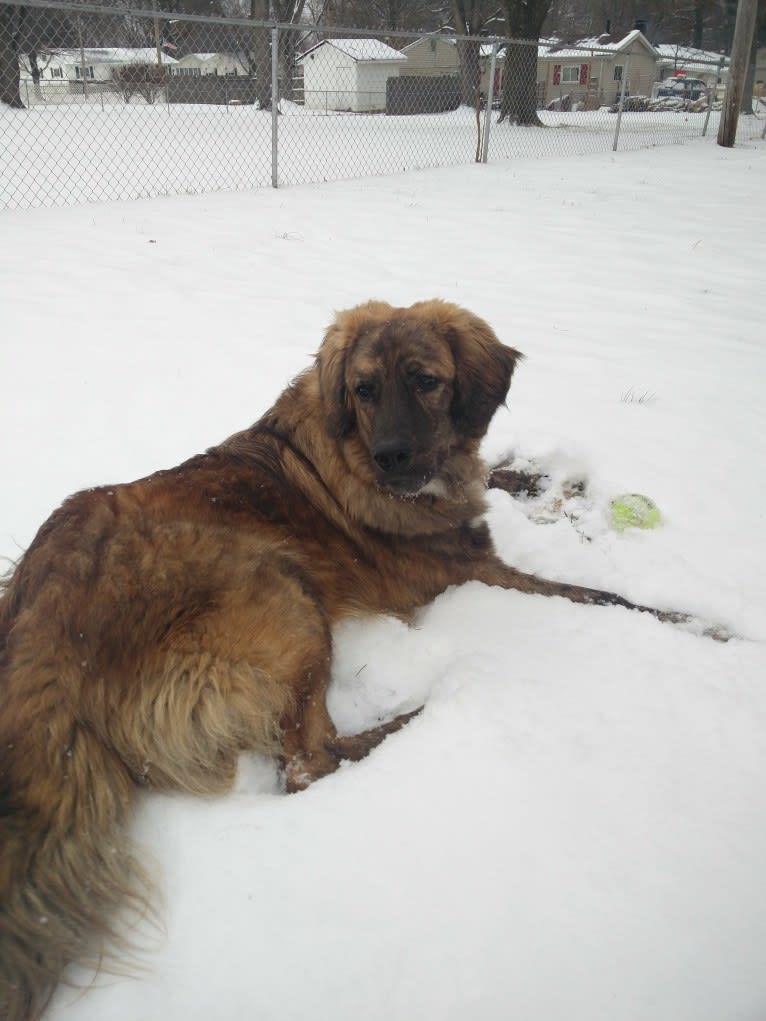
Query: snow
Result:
<box><xmin>1</xmin><ymin>136</ymin><xmax>766</xmax><ymax>1021</ymax></box>
<box><xmin>3</xmin><ymin>100</ymin><xmax>761</xmax><ymax>208</ymax></box>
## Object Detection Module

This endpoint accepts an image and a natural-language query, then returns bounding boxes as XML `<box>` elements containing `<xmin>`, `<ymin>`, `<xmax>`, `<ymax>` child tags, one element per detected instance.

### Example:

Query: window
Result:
<box><xmin>75</xmin><ymin>65</ymin><xmax>94</xmax><ymax>79</ymax></box>
<box><xmin>561</xmin><ymin>65</ymin><xmax>581</xmax><ymax>84</ymax></box>
<box><xmin>50</xmin><ymin>67</ymin><xmax>63</xmax><ymax>79</ymax></box>
<box><xmin>613</xmin><ymin>64</ymin><xmax>623</xmax><ymax>81</ymax></box>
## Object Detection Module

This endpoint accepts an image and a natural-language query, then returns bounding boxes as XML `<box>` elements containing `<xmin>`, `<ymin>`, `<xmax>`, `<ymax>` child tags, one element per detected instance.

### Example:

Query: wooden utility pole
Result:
<box><xmin>717</xmin><ymin>0</ymin><xmax>759</xmax><ymax>147</ymax></box>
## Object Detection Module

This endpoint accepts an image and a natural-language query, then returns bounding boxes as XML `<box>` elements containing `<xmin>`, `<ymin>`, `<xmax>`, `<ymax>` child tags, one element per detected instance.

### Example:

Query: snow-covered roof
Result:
<box><xmin>49</xmin><ymin>47</ymin><xmax>177</xmax><ymax>66</ymax></box>
<box><xmin>655</xmin><ymin>44</ymin><xmax>728</xmax><ymax>71</ymax></box>
<box><xmin>173</xmin><ymin>53</ymin><xmax>242</xmax><ymax>64</ymax></box>
<box><xmin>539</xmin><ymin>29</ymin><xmax>657</xmax><ymax>60</ymax></box>
<box><xmin>299</xmin><ymin>39</ymin><xmax>406</xmax><ymax>63</ymax></box>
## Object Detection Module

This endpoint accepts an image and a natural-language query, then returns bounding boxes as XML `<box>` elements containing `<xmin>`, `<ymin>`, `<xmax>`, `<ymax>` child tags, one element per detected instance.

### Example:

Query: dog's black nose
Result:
<box><xmin>373</xmin><ymin>441</ymin><xmax>414</xmax><ymax>474</ymax></box>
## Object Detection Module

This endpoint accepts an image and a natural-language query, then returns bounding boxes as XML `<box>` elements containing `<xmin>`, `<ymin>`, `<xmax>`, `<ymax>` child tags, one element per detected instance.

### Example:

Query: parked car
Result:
<box><xmin>652</xmin><ymin>76</ymin><xmax>708</xmax><ymax>101</ymax></box>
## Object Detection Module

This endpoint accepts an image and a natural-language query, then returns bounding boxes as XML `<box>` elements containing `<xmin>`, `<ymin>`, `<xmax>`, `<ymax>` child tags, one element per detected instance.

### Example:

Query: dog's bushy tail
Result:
<box><xmin>0</xmin><ymin>611</ymin><xmax>148</xmax><ymax>1021</ymax></box>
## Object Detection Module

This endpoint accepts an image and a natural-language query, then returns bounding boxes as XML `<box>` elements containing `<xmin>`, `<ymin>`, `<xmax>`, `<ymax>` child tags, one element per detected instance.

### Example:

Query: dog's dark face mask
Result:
<box><xmin>317</xmin><ymin>300</ymin><xmax>522</xmax><ymax>497</ymax></box>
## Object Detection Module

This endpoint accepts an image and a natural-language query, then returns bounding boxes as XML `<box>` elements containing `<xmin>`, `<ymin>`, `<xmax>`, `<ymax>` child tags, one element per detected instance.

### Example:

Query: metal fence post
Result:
<box><xmin>480</xmin><ymin>41</ymin><xmax>498</xmax><ymax>164</ymax></box>
<box><xmin>612</xmin><ymin>52</ymin><xmax>631</xmax><ymax>152</ymax></box>
<box><xmin>6</xmin><ymin>5</ymin><xmax>755</xmax><ymax>212</ymax></box>
<box><xmin>271</xmin><ymin>25</ymin><xmax>279</xmax><ymax>188</ymax></box>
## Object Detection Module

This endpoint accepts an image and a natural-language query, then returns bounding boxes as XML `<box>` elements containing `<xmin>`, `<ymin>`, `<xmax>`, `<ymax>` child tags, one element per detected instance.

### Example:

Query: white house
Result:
<box><xmin>297</xmin><ymin>38</ymin><xmax>406</xmax><ymax>112</ymax></box>
<box><xmin>168</xmin><ymin>52</ymin><xmax>248</xmax><ymax>78</ymax></box>
<box><xmin>22</xmin><ymin>48</ymin><xmax>177</xmax><ymax>84</ymax></box>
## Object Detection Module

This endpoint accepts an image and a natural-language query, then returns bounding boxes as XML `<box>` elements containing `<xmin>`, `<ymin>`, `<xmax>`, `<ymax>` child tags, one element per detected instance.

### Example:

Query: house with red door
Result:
<box><xmin>537</xmin><ymin>29</ymin><xmax>659</xmax><ymax>111</ymax></box>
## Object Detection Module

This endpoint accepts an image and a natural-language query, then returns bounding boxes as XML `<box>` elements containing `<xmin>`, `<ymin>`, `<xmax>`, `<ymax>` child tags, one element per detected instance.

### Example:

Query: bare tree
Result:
<box><xmin>543</xmin><ymin>0</ymin><xmax>741</xmax><ymax>51</ymax></box>
<box><xmin>322</xmin><ymin>0</ymin><xmax>441</xmax><ymax>29</ymax></box>
<box><xmin>272</xmin><ymin>0</ymin><xmax>308</xmax><ymax>99</ymax></box>
<box><xmin>0</xmin><ymin>3</ymin><xmax>56</xmax><ymax>108</ymax></box>
<box><xmin>2</xmin><ymin>3</ymin><xmax>82</xmax><ymax>108</ymax></box>
<box><xmin>249</xmin><ymin>0</ymin><xmax>272</xmax><ymax>108</ymax></box>
<box><xmin>448</xmin><ymin>1</ymin><xmax>502</xmax><ymax>106</ymax></box>
<box><xmin>20</xmin><ymin>45</ymin><xmax>53</xmax><ymax>101</ymax></box>
<box><xmin>219</xmin><ymin>1</ymin><xmax>307</xmax><ymax>110</ymax></box>
<box><xmin>498</xmin><ymin>0</ymin><xmax>552</xmax><ymax>125</ymax></box>
<box><xmin>1</xmin><ymin>4</ymin><xmax>26</xmax><ymax>108</ymax></box>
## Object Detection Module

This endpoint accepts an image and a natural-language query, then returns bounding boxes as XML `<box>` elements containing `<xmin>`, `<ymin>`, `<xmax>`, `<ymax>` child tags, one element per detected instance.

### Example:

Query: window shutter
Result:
<box><xmin>579</xmin><ymin>63</ymin><xmax>589</xmax><ymax>85</ymax></box>
<box><xmin>553</xmin><ymin>64</ymin><xmax>561</xmax><ymax>85</ymax></box>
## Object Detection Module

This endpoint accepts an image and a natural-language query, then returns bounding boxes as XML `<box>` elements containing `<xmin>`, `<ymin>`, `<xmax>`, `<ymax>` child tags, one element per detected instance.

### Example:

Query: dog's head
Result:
<box><xmin>316</xmin><ymin>300</ymin><xmax>522</xmax><ymax>496</ymax></box>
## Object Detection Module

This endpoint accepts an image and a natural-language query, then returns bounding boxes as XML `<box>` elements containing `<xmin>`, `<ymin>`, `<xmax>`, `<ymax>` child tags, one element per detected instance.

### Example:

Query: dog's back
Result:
<box><xmin>0</xmin><ymin>377</ymin><xmax>489</xmax><ymax>1019</ymax></box>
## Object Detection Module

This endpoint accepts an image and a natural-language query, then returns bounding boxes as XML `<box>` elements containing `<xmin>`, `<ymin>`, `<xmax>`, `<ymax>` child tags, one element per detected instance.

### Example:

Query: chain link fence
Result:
<box><xmin>2</xmin><ymin>0</ymin><xmax>764</xmax><ymax>210</ymax></box>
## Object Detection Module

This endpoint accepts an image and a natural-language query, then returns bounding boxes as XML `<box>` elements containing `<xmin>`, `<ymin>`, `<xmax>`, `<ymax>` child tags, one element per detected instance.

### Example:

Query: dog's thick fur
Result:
<box><xmin>0</xmin><ymin>300</ymin><xmax>695</xmax><ymax>1020</ymax></box>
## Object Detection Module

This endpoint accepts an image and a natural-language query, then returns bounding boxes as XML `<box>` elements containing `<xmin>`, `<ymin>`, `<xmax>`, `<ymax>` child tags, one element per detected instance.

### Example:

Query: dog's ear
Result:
<box><xmin>316</xmin><ymin>317</ymin><xmax>355</xmax><ymax>438</ymax></box>
<box><xmin>433</xmin><ymin>304</ymin><xmax>523</xmax><ymax>439</ymax></box>
<box><xmin>316</xmin><ymin>302</ymin><xmax>396</xmax><ymax>439</ymax></box>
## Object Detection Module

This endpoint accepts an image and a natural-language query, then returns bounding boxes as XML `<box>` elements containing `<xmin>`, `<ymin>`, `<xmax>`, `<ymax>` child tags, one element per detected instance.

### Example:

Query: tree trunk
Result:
<box><xmin>251</xmin><ymin>0</ymin><xmax>271</xmax><ymax>110</ymax></box>
<box><xmin>692</xmin><ymin>0</ymin><xmax>706</xmax><ymax>49</ymax></box>
<box><xmin>499</xmin><ymin>0</ymin><xmax>551</xmax><ymax>126</ymax></box>
<box><xmin>272</xmin><ymin>0</ymin><xmax>305</xmax><ymax>103</ymax></box>
<box><xmin>0</xmin><ymin>4</ymin><xmax>26</xmax><ymax>109</ymax></box>
<box><xmin>455</xmin><ymin>35</ymin><xmax>480</xmax><ymax>107</ymax></box>
<box><xmin>278</xmin><ymin>27</ymin><xmax>297</xmax><ymax>102</ymax></box>
<box><xmin>498</xmin><ymin>39</ymin><xmax>542</xmax><ymax>125</ymax></box>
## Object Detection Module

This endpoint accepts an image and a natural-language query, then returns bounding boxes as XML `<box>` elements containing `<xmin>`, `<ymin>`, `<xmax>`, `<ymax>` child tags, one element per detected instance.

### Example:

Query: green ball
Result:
<box><xmin>609</xmin><ymin>493</ymin><xmax>661</xmax><ymax>533</ymax></box>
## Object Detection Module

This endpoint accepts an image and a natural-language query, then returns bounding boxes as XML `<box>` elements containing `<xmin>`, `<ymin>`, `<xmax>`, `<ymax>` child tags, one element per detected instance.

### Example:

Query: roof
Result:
<box><xmin>402</xmin><ymin>34</ymin><xmax>502</xmax><ymax>59</ymax></box>
<box><xmin>173</xmin><ymin>53</ymin><xmax>242</xmax><ymax>63</ymax></box>
<box><xmin>655</xmin><ymin>44</ymin><xmax>728</xmax><ymax>71</ymax></box>
<box><xmin>49</xmin><ymin>47</ymin><xmax>177</xmax><ymax>66</ymax></box>
<box><xmin>539</xmin><ymin>29</ymin><xmax>658</xmax><ymax>60</ymax></box>
<box><xmin>298</xmin><ymin>39</ymin><xmax>406</xmax><ymax>63</ymax></box>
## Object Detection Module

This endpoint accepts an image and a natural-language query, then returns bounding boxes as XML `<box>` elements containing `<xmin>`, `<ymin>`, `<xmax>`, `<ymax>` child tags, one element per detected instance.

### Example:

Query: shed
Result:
<box><xmin>297</xmin><ymin>38</ymin><xmax>406</xmax><ymax>112</ymax></box>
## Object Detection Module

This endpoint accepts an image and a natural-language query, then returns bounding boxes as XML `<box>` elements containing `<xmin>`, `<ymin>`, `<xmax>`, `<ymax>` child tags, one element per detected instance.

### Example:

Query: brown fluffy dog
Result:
<box><xmin>0</xmin><ymin>300</ymin><xmax>700</xmax><ymax>1020</ymax></box>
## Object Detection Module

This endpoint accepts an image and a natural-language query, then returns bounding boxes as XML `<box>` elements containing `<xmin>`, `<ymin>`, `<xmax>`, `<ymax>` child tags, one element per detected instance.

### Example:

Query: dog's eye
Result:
<box><xmin>355</xmin><ymin>383</ymin><xmax>374</xmax><ymax>402</ymax></box>
<box><xmin>415</xmin><ymin>375</ymin><xmax>439</xmax><ymax>393</ymax></box>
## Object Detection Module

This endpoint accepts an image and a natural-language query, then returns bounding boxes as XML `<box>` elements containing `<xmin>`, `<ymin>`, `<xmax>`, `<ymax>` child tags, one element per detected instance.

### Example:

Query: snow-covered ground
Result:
<box><xmin>1</xmin><ymin>138</ymin><xmax>765</xmax><ymax>1021</ymax></box>
<box><xmin>3</xmin><ymin>97</ymin><xmax>764</xmax><ymax>208</ymax></box>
